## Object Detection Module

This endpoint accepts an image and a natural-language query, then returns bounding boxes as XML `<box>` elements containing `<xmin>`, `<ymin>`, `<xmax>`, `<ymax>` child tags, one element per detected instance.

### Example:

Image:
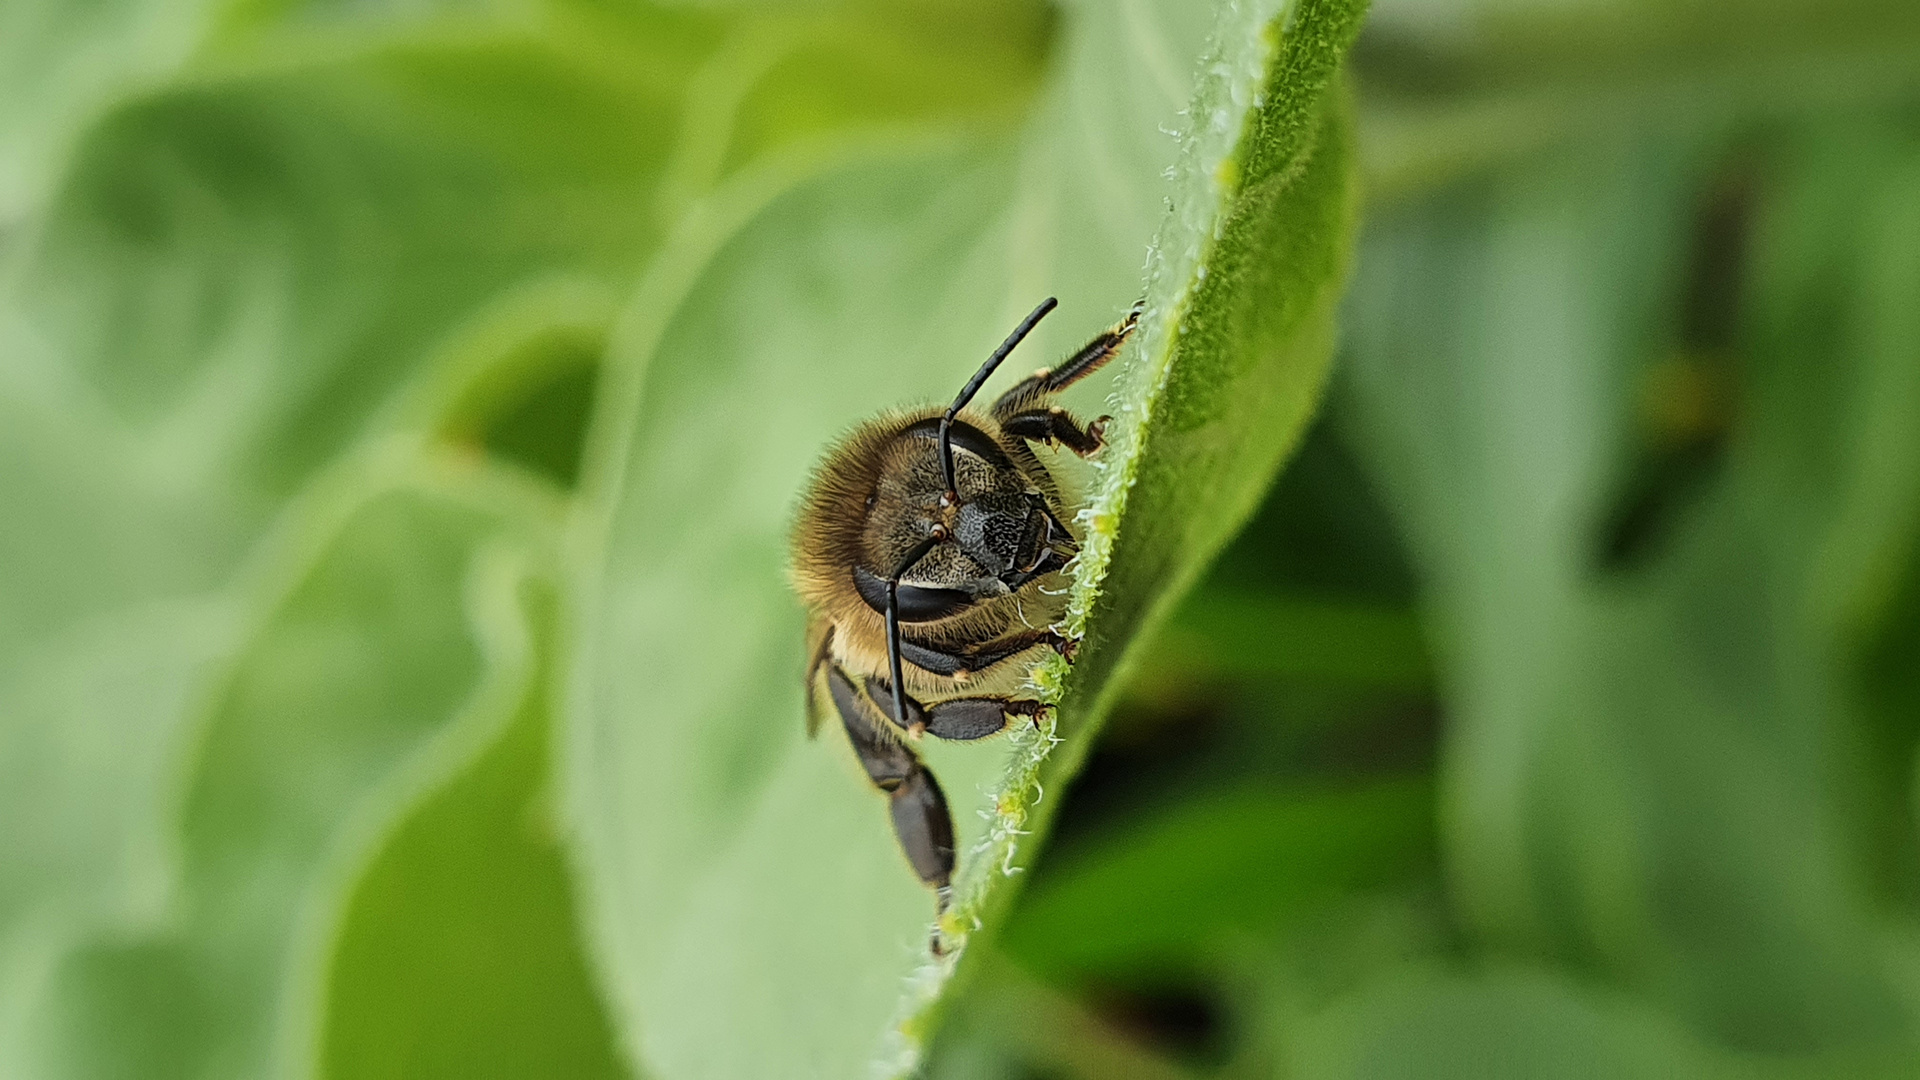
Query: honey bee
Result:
<box><xmin>790</xmin><ymin>297</ymin><xmax>1139</xmax><ymax>949</ymax></box>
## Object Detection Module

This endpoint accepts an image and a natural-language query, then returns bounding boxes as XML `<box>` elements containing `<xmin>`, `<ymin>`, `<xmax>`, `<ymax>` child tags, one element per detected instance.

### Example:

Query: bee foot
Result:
<box><xmin>1003</xmin><ymin>700</ymin><xmax>1052</xmax><ymax>729</ymax></box>
<box><xmin>1081</xmin><ymin>416</ymin><xmax>1111</xmax><ymax>455</ymax></box>
<box><xmin>1046</xmin><ymin>632</ymin><xmax>1079</xmax><ymax>662</ymax></box>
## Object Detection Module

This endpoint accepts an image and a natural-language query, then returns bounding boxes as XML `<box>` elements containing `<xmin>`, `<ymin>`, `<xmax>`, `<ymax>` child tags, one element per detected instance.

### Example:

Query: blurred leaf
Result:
<box><xmin>1341</xmin><ymin>120</ymin><xmax>1920</xmax><ymax>1054</ymax></box>
<box><xmin>565</xmin><ymin>0</ymin><xmax>1364</xmax><ymax>1074</ymax></box>
<box><xmin>444</xmin><ymin>326</ymin><xmax>607</xmax><ymax>489</ymax></box>
<box><xmin>0</xmin><ymin>16</ymin><xmax>698</xmax><ymax>1050</ymax></box>
<box><xmin>1003</xmin><ymin>778</ymin><xmax>1434</xmax><ymax>980</ymax></box>
<box><xmin>1283</xmin><ymin>965</ymin><xmax>1729</xmax><ymax>1080</ymax></box>
<box><xmin>1115</xmin><ymin>402</ymin><xmax>1429</xmax><ymax>693</ymax></box>
<box><xmin>1360</xmin><ymin>0</ymin><xmax>1920</xmax><ymax>91</ymax></box>
<box><xmin>17</xmin><ymin>459</ymin><xmax>556</xmax><ymax>1079</ymax></box>
<box><xmin>1204</xmin><ymin>402</ymin><xmax>1423</xmax><ymax>603</ymax></box>
<box><xmin>321</xmin><ymin>575</ymin><xmax>628</xmax><ymax>1080</ymax></box>
<box><xmin>923</xmin><ymin>947</ymin><xmax>1201</xmax><ymax>1080</ymax></box>
<box><xmin>1280</xmin><ymin>963</ymin><xmax>1920</xmax><ymax>1080</ymax></box>
<box><xmin>1354</xmin><ymin>0</ymin><xmax>1920</xmax><ymax>199</ymax></box>
<box><xmin>0</xmin><ymin>0</ymin><xmax>205</xmax><ymax>223</ymax></box>
<box><xmin>0</xmin><ymin>1</ymin><xmax>1048</xmax><ymax>1073</ymax></box>
<box><xmin>21</xmin><ymin>12</ymin><xmax>700</xmax><ymax>497</ymax></box>
<box><xmin>1743</xmin><ymin>121</ymin><xmax>1920</xmax><ymax>908</ymax></box>
<box><xmin>1152</xmin><ymin>590</ymin><xmax>1430</xmax><ymax>688</ymax></box>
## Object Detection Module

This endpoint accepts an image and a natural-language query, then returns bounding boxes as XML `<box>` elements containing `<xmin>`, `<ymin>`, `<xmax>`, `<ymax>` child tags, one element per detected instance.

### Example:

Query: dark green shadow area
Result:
<box><xmin>434</xmin><ymin>324</ymin><xmax>605</xmax><ymax>491</ymax></box>
<box><xmin>479</xmin><ymin>357</ymin><xmax>600</xmax><ymax>490</ymax></box>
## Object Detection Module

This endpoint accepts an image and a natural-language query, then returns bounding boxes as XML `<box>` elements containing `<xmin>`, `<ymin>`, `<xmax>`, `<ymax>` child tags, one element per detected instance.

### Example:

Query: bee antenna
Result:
<box><xmin>884</xmin><ymin>534</ymin><xmax>943</xmax><ymax>734</ymax></box>
<box><xmin>939</xmin><ymin>297</ymin><xmax>1058</xmax><ymax>497</ymax></box>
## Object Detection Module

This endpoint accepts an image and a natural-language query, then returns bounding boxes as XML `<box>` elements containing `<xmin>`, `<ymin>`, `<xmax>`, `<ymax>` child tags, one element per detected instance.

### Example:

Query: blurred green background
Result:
<box><xmin>3</xmin><ymin>0</ymin><xmax>1919</xmax><ymax>1077</ymax></box>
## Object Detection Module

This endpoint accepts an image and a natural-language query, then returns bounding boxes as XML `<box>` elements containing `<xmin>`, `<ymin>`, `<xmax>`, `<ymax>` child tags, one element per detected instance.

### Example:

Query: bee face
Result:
<box><xmin>854</xmin><ymin>421</ymin><xmax>1074</xmax><ymax>621</ymax></box>
<box><xmin>790</xmin><ymin>297</ymin><xmax>1138</xmax><ymax>954</ymax></box>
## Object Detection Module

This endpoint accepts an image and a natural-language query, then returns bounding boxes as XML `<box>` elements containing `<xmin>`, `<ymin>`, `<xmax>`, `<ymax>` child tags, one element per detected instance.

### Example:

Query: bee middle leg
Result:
<box><xmin>826</xmin><ymin>668</ymin><xmax>956</xmax><ymax>895</ymax></box>
<box><xmin>862</xmin><ymin>677</ymin><xmax>1048</xmax><ymax>741</ymax></box>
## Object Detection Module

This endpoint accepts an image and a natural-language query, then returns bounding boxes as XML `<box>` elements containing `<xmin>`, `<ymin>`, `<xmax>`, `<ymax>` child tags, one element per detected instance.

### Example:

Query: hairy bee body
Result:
<box><xmin>793</xmin><ymin>407</ymin><xmax>1069</xmax><ymax>702</ymax></box>
<box><xmin>788</xmin><ymin>299</ymin><xmax>1138</xmax><ymax>952</ymax></box>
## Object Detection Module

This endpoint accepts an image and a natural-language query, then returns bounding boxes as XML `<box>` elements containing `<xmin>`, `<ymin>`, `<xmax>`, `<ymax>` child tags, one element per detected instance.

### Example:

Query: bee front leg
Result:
<box><xmin>999</xmin><ymin>406</ymin><xmax>1111</xmax><ymax>457</ymax></box>
<box><xmin>988</xmin><ymin>300</ymin><xmax>1141</xmax><ymax>417</ymax></box>
<box><xmin>900</xmin><ymin>628</ymin><xmax>1073</xmax><ymax>679</ymax></box>
<box><xmin>826</xmin><ymin>668</ymin><xmax>956</xmax><ymax>896</ymax></box>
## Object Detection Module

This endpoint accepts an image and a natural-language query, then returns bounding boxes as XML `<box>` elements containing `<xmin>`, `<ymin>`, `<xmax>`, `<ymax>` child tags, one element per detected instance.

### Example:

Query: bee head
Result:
<box><xmin>853</xmin><ymin>418</ymin><xmax>1073</xmax><ymax>622</ymax></box>
<box><xmin>849</xmin><ymin>296</ymin><xmax>1064</xmax><ymax>743</ymax></box>
<box><xmin>849</xmin><ymin>296</ymin><xmax>1070</xmax><ymax>625</ymax></box>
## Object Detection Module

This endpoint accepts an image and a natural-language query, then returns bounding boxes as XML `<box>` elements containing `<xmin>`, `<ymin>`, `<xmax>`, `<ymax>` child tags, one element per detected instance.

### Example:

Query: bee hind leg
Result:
<box><xmin>827</xmin><ymin>667</ymin><xmax>956</xmax><ymax>900</ymax></box>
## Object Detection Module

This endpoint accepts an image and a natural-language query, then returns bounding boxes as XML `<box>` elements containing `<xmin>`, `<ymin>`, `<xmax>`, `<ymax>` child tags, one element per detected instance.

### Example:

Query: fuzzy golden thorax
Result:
<box><xmin>790</xmin><ymin>405</ymin><xmax>1074</xmax><ymax>700</ymax></box>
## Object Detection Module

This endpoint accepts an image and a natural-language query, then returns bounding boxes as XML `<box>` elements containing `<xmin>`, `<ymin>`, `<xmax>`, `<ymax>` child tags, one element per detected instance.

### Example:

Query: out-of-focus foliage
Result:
<box><xmin>927</xmin><ymin>2</ymin><xmax>1920</xmax><ymax>1077</ymax></box>
<box><xmin>2</xmin><ymin>0</ymin><xmax>1918</xmax><ymax>1077</ymax></box>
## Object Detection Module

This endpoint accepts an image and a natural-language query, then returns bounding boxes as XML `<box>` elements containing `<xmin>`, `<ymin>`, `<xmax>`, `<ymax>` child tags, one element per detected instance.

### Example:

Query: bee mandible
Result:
<box><xmin>789</xmin><ymin>297</ymin><xmax>1140</xmax><ymax>950</ymax></box>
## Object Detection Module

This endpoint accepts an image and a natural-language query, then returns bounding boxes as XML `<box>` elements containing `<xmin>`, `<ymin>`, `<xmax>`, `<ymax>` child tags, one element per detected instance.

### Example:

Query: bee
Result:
<box><xmin>790</xmin><ymin>297</ymin><xmax>1139</xmax><ymax>950</ymax></box>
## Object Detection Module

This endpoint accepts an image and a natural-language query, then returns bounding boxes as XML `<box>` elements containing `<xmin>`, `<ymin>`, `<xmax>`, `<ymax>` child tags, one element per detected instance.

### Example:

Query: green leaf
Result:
<box><xmin>0</xmin><ymin>22</ymin><xmax>699</xmax><ymax>1042</ymax></box>
<box><xmin>1339</xmin><ymin>123</ymin><xmax>1920</xmax><ymax>1053</ymax></box>
<box><xmin>0</xmin><ymin>0</ymin><xmax>204</xmax><ymax>222</ymax></box>
<box><xmin>16</xmin><ymin>458</ymin><xmax>558</xmax><ymax>1079</ymax></box>
<box><xmin>1283</xmin><ymin>966</ymin><xmax>1733</xmax><ymax>1080</ymax></box>
<box><xmin>922</xmin><ymin>946</ymin><xmax>1204</xmax><ymax>1080</ymax></box>
<box><xmin>22</xmin><ymin>18</ymin><xmax>688</xmax><ymax>498</ymax></box>
<box><xmin>320</xmin><ymin>575</ymin><xmax>629</xmax><ymax>1080</ymax></box>
<box><xmin>1280</xmin><ymin>965</ymin><xmax>1920</xmax><ymax>1080</ymax></box>
<box><xmin>1001</xmin><ymin>778</ymin><xmax>1435</xmax><ymax>980</ymax></box>
<box><xmin>565</xmin><ymin>0</ymin><xmax>1366</xmax><ymax>1074</ymax></box>
<box><xmin>0</xmin><ymin>3</ymin><xmax>1047</xmax><ymax>1073</ymax></box>
<box><xmin>1354</xmin><ymin>0</ymin><xmax>1920</xmax><ymax>200</ymax></box>
<box><xmin>1149</xmin><ymin>588</ymin><xmax>1431</xmax><ymax>689</ymax></box>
